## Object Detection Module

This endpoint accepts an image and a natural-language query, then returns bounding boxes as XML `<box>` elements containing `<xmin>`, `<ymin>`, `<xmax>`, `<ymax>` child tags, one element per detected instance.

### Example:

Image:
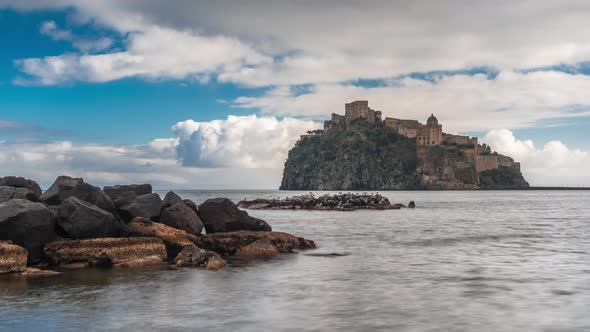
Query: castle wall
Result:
<box><xmin>475</xmin><ymin>155</ymin><xmax>499</xmax><ymax>173</ymax></box>
<box><xmin>444</xmin><ymin>133</ymin><xmax>478</xmax><ymax>146</ymax></box>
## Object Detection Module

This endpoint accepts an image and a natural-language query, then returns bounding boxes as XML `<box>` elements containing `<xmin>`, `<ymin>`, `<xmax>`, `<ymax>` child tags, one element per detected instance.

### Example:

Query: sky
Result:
<box><xmin>1</xmin><ymin>0</ymin><xmax>590</xmax><ymax>188</ymax></box>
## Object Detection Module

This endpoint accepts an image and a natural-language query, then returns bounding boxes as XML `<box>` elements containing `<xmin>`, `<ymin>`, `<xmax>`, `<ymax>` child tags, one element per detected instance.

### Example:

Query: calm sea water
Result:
<box><xmin>1</xmin><ymin>190</ymin><xmax>589</xmax><ymax>332</ymax></box>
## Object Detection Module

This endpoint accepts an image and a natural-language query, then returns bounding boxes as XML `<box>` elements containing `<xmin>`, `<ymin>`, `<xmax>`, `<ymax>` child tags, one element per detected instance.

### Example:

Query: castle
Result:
<box><xmin>318</xmin><ymin>100</ymin><xmax>522</xmax><ymax>189</ymax></box>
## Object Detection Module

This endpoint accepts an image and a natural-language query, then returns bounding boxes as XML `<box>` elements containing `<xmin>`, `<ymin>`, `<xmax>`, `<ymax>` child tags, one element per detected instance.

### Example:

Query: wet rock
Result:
<box><xmin>19</xmin><ymin>267</ymin><xmax>63</xmax><ymax>278</ymax></box>
<box><xmin>44</xmin><ymin>237</ymin><xmax>167</xmax><ymax>267</ymax></box>
<box><xmin>115</xmin><ymin>193</ymin><xmax>162</xmax><ymax>222</ymax></box>
<box><xmin>113</xmin><ymin>256</ymin><xmax>167</xmax><ymax>268</ymax></box>
<box><xmin>182</xmin><ymin>199</ymin><xmax>198</xmax><ymax>215</ymax></box>
<box><xmin>40</xmin><ymin>176</ymin><xmax>84</xmax><ymax>206</ymax></box>
<box><xmin>0</xmin><ymin>199</ymin><xmax>54</xmax><ymax>262</ymax></box>
<box><xmin>162</xmin><ymin>191</ymin><xmax>182</xmax><ymax>210</ymax></box>
<box><xmin>123</xmin><ymin>217</ymin><xmax>198</xmax><ymax>258</ymax></box>
<box><xmin>239</xmin><ymin>193</ymin><xmax>405</xmax><ymax>211</ymax></box>
<box><xmin>198</xmin><ymin>198</ymin><xmax>272</xmax><ymax>233</ymax></box>
<box><xmin>235</xmin><ymin>238</ymin><xmax>280</xmax><ymax>257</ymax></box>
<box><xmin>0</xmin><ymin>176</ymin><xmax>42</xmax><ymax>198</ymax></box>
<box><xmin>196</xmin><ymin>230</ymin><xmax>316</xmax><ymax>256</ymax></box>
<box><xmin>160</xmin><ymin>202</ymin><xmax>204</xmax><ymax>236</ymax></box>
<box><xmin>58</xmin><ymin>197</ymin><xmax>124</xmax><ymax>239</ymax></box>
<box><xmin>103</xmin><ymin>184</ymin><xmax>152</xmax><ymax>202</ymax></box>
<box><xmin>0</xmin><ymin>241</ymin><xmax>27</xmax><ymax>274</ymax></box>
<box><xmin>175</xmin><ymin>245</ymin><xmax>226</xmax><ymax>270</ymax></box>
<box><xmin>408</xmin><ymin>201</ymin><xmax>416</xmax><ymax>208</ymax></box>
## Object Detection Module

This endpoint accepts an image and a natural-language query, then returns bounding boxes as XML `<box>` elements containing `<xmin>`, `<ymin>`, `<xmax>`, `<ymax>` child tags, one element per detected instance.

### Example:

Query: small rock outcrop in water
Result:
<box><xmin>198</xmin><ymin>198</ymin><xmax>272</xmax><ymax>233</ymax></box>
<box><xmin>0</xmin><ymin>241</ymin><xmax>28</xmax><ymax>273</ymax></box>
<box><xmin>0</xmin><ymin>174</ymin><xmax>316</xmax><ymax>274</ymax></box>
<box><xmin>239</xmin><ymin>193</ymin><xmax>404</xmax><ymax>211</ymax></box>
<box><xmin>175</xmin><ymin>245</ymin><xmax>226</xmax><ymax>270</ymax></box>
<box><xmin>196</xmin><ymin>231</ymin><xmax>316</xmax><ymax>256</ymax></box>
<box><xmin>44</xmin><ymin>237</ymin><xmax>167</xmax><ymax>267</ymax></box>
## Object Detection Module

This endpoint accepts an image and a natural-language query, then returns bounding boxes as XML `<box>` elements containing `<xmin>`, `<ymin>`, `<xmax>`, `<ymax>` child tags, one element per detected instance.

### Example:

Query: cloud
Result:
<box><xmin>0</xmin><ymin>118</ymin><xmax>73</xmax><ymax>140</ymax></box>
<box><xmin>234</xmin><ymin>71</ymin><xmax>590</xmax><ymax>132</ymax></box>
<box><xmin>172</xmin><ymin>115</ymin><xmax>320</xmax><ymax>168</ymax></box>
<box><xmin>483</xmin><ymin>129</ymin><xmax>590</xmax><ymax>186</ymax></box>
<box><xmin>6</xmin><ymin>1</ymin><xmax>590</xmax><ymax>86</ymax></box>
<box><xmin>40</xmin><ymin>20</ymin><xmax>113</xmax><ymax>53</ymax></box>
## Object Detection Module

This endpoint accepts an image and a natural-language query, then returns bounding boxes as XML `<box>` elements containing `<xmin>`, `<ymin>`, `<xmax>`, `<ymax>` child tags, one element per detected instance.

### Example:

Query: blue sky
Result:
<box><xmin>2</xmin><ymin>1</ymin><xmax>590</xmax><ymax>188</ymax></box>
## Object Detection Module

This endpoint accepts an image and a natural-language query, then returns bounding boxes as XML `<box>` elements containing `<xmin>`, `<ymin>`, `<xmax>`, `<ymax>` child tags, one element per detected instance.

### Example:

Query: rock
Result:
<box><xmin>408</xmin><ymin>201</ymin><xmax>416</xmax><ymax>208</ymax></box>
<box><xmin>235</xmin><ymin>238</ymin><xmax>280</xmax><ymax>257</ymax></box>
<box><xmin>57</xmin><ymin>197</ymin><xmax>124</xmax><ymax>239</ymax></box>
<box><xmin>196</xmin><ymin>230</ymin><xmax>316</xmax><ymax>256</ymax></box>
<box><xmin>175</xmin><ymin>245</ymin><xmax>226</xmax><ymax>270</ymax></box>
<box><xmin>19</xmin><ymin>267</ymin><xmax>63</xmax><ymax>278</ymax></box>
<box><xmin>238</xmin><ymin>193</ymin><xmax>402</xmax><ymax>211</ymax></box>
<box><xmin>182</xmin><ymin>199</ymin><xmax>198</xmax><ymax>215</ymax></box>
<box><xmin>40</xmin><ymin>176</ymin><xmax>84</xmax><ymax>206</ymax></box>
<box><xmin>0</xmin><ymin>176</ymin><xmax>42</xmax><ymax>198</ymax></box>
<box><xmin>0</xmin><ymin>199</ymin><xmax>54</xmax><ymax>262</ymax></box>
<box><xmin>103</xmin><ymin>184</ymin><xmax>152</xmax><ymax>201</ymax></box>
<box><xmin>160</xmin><ymin>202</ymin><xmax>204</xmax><ymax>236</ymax></box>
<box><xmin>162</xmin><ymin>191</ymin><xmax>182</xmax><ymax>210</ymax></box>
<box><xmin>44</xmin><ymin>237</ymin><xmax>167</xmax><ymax>267</ymax></box>
<box><xmin>59</xmin><ymin>262</ymin><xmax>90</xmax><ymax>270</ymax></box>
<box><xmin>0</xmin><ymin>186</ymin><xmax>38</xmax><ymax>203</ymax></box>
<box><xmin>113</xmin><ymin>256</ymin><xmax>166</xmax><ymax>268</ymax></box>
<box><xmin>115</xmin><ymin>193</ymin><xmax>162</xmax><ymax>222</ymax></box>
<box><xmin>198</xmin><ymin>198</ymin><xmax>272</xmax><ymax>233</ymax></box>
<box><xmin>123</xmin><ymin>217</ymin><xmax>198</xmax><ymax>258</ymax></box>
<box><xmin>0</xmin><ymin>242</ymin><xmax>27</xmax><ymax>273</ymax></box>
<box><xmin>67</xmin><ymin>183</ymin><xmax>118</xmax><ymax>217</ymax></box>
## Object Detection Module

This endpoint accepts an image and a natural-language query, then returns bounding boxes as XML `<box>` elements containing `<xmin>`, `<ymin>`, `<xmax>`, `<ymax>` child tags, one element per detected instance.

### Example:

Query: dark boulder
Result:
<box><xmin>58</xmin><ymin>197</ymin><xmax>124</xmax><ymax>239</ymax></box>
<box><xmin>196</xmin><ymin>230</ymin><xmax>316</xmax><ymax>256</ymax></box>
<box><xmin>198</xmin><ymin>198</ymin><xmax>272</xmax><ymax>233</ymax></box>
<box><xmin>115</xmin><ymin>193</ymin><xmax>162</xmax><ymax>222</ymax></box>
<box><xmin>40</xmin><ymin>176</ymin><xmax>84</xmax><ymax>206</ymax></box>
<box><xmin>68</xmin><ymin>183</ymin><xmax>118</xmax><ymax>217</ymax></box>
<box><xmin>160</xmin><ymin>202</ymin><xmax>204</xmax><ymax>236</ymax></box>
<box><xmin>0</xmin><ymin>199</ymin><xmax>54</xmax><ymax>262</ymax></box>
<box><xmin>0</xmin><ymin>186</ymin><xmax>38</xmax><ymax>203</ymax></box>
<box><xmin>103</xmin><ymin>184</ymin><xmax>152</xmax><ymax>201</ymax></box>
<box><xmin>408</xmin><ymin>201</ymin><xmax>416</xmax><ymax>208</ymax></box>
<box><xmin>182</xmin><ymin>199</ymin><xmax>198</xmax><ymax>215</ymax></box>
<box><xmin>0</xmin><ymin>176</ymin><xmax>42</xmax><ymax>198</ymax></box>
<box><xmin>162</xmin><ymin>191</ymin><xmax>182</xmax><ymax>210</ymax></box>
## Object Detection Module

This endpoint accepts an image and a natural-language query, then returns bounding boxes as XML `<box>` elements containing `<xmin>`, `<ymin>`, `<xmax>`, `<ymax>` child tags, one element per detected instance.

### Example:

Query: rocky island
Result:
<box><xmin>281</xmin><ymin>100</ymin><xmax>529</xmax><ymax>190</ymax></box>
<box><xmin>239</xmin><ymin>193</ymin><xmax>414</xmax><ymax>211</ymax></box>
<box><xmin>0</xmin><ymin>176</ymin><xmax>315</xmax><ymax>276</ymax></box>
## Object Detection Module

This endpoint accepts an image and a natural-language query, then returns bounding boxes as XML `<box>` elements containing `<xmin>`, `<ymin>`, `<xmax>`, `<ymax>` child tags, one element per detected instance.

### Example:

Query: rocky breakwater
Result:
<box><xmin>239</xmin><ymin>193</ymin><xmax>414</xmax><ymax>211</ymax></box>
<box><xmin>0</xmin><ymin>175</ymin><xmax>316</xmax><ymax>277</ymax></box>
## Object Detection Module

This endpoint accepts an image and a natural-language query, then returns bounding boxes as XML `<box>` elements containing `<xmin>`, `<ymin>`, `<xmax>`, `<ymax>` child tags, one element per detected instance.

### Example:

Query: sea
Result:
<box><xmin>1</xmin><ymin>190</ymin><xmax>589</xmax><ymax>332</ymax></box>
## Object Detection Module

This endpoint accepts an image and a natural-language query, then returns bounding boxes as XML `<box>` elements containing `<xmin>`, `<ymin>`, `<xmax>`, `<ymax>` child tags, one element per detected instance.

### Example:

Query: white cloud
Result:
<box><xmin>40</xmin><ymin>20</ymin><xmax>113</xmax><ymax>53</ymax></box>
<box><xmin>172</xmin><ymin>115</ymin><xmax>320</xmax><ymax>168</ymax></box>
<box><xmin>483</xmin><ymin>129</ymin><xmax>590</xmax><ymax>186</ymax></box>
<box><xmin>235</xmin><ymin>71</ymin><xmax>590</xmax><ymax>132</ymax></box>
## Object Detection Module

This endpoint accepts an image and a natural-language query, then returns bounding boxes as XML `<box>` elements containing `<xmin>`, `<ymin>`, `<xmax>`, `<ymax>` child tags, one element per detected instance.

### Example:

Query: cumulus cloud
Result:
<box><xmin>483</xmin><ymin>129</ymin><xmax>590</xmax><ymax>186</ymax></box>
<box><xmin>172</xmin><ymin>115</ymin><xmax>320</xmax><ymax>168</ymax></box>
<box><xmin>235</xmin><ymin>71</ymin><xmax>590</xmax><ymax>132</ymax></box>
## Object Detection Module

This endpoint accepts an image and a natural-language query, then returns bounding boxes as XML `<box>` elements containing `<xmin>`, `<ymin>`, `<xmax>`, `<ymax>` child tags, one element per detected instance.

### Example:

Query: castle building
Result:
<box><xmin>384</xmin><ymin>114</ymin><xmax>442</xmax><ymax>146</ymax></box>
<box><xmin>344</xmin><ymin>101</ymin><xmax>382</xmax><ymax>124</ymax></box>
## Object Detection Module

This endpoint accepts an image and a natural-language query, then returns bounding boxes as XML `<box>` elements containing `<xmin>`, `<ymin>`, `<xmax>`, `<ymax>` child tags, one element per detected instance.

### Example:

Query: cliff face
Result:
<box><xmin>280</xmin><ymin>120</ymin><xmax>421</xmax><ymax>190</ymax></box>
<box><xmin>280</xmin><ymin>119</ymin><xmax>530</xmax><ymax>190</ymax></box>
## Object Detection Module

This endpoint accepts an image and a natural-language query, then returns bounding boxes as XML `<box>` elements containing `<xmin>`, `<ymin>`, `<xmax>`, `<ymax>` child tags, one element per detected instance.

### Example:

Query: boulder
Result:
<box><xmin>0</xmin><ymin>176</ymin><xmax>42</xmax><ymax>198</ymax></box>
<box><xmin>103</xmin><ymin>184</ymin><xmax>152</xmax><ymax>202</ymax></box>
<box><xmin>58</xmin><ymin>197</ymin><xmax>124</xmax><ymax>239</ymax></box>
<box><xmin>115</xmin><ymin>193</ymin><xmax>162</xmax><ymax>222</ymax></box>
<box><xmin>196</xmin><ymin>230</ymin><xmax>316</xmax><ymax>256</ymax></box>
<box><xmin>123</xmin><ymin>217</ymin><xmax>198</xmax><ymax>258</ymax></box>
<box><xmin>182</xmin><ymin>199</ymin><xmax>198</xmax><ymax>215</ymax></box>
<box><xmin>175</xmin><ymin>245</ymin><xmax>226</xmax><ymax>270</ymax></box>
<box><xmin>44</xmin><ymin>237</ymin><xmax>166</xmax><ymax>267</ymax></box>
<box><xmin>67</xmin><ymin>183</ymin><xmax>118</xmax><ymax>217</ymax></box>
<box><xmin>408</xmin><ymin>201</ymin><xmax>416</xmax><ymax>208</ymax></box>
<box><xmin>40</xmin><ymin>176</ymin><xmax>84</xmax><ymax>206</ymax></box>
<box><xmin>198</xmin><ymin>198</ymin><xmax>272</xmax><ymax>233</ymax></box>
<box><xmin>162</xmin><ymin>191</ymin><xmax>182</xmax><ymax>210</ymax></box>
<box><xmin>0</xmin><ymin>199</ymin><xmax>54</xmax><ymax>262</ymax></box>
<box><xmin>0</xmin><ymin>186</ymin><xmax>38</xmax><ymax>203</ymax></box>
<box><xmin>160</xmin><ymin>202</ymin><xmax>204</xmax><ymax>236</ymax></box>
<box><xmin>0</xmin><ymin>241</ymin><xmax>27</xmax><ymax>273</ymax></box>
